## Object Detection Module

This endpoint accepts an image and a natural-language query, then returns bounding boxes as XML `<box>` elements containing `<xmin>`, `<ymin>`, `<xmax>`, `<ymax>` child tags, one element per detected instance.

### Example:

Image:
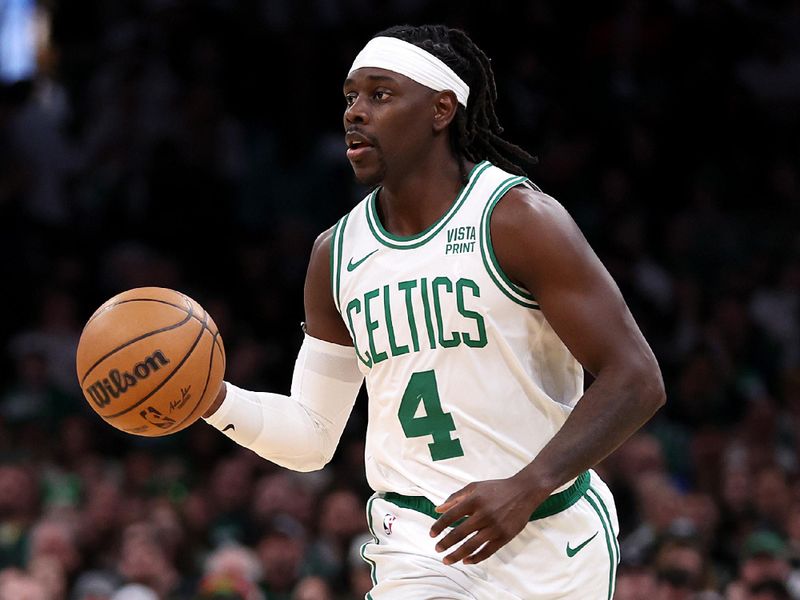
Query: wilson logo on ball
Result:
<box><xmin>84</xmin><ymin>350</ymin><xmax>171</xmax><ymax>408</ymax></box>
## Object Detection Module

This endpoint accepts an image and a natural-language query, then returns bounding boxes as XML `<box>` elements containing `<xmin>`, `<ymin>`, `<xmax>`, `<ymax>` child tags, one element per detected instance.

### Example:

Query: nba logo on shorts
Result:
<box><xmin>383</xmin><ymin>513</ymin><xmax>397</xmax><ymax>535</ymax></box>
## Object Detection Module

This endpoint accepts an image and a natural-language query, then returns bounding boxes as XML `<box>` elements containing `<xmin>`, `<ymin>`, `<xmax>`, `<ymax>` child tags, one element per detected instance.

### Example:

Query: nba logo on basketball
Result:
<box><xmin>383</xmin><ymin>513</ymin><xmax>397</xmax><ymax>535</ymax></box>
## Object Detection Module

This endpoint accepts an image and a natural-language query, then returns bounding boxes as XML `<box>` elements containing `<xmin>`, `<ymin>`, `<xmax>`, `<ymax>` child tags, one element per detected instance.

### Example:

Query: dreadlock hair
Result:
<box><xmin>375</xmin><ymin>24</ymin><xmax>538</xmax><ymax>183</ymax></box>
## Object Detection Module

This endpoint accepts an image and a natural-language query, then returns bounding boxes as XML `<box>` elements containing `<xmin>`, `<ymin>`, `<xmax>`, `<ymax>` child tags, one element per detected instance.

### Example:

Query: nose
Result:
<box><xmin>344</xmin><ymin>96</ymin><xmax>369</xmax><ymax>125</ymax></box>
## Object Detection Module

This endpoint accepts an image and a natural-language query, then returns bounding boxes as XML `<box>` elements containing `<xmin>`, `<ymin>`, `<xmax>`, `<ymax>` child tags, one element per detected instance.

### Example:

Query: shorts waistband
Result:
<box><xmin>382</xmin><ymin>470</ymin><xmax>590</xmax><ymax>524</ymax></box>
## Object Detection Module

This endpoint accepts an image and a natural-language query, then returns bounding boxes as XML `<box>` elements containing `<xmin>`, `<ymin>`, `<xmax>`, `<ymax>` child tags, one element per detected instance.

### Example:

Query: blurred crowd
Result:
<box><xmin>0</xmin><ymin>0</ymin><xmax>799</xmax><ymax>598</ymax></box>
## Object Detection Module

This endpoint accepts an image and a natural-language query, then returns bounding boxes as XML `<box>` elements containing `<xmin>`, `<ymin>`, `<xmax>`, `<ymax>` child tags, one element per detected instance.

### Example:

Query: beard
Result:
<box><xmin>352</xmin><ymin>148</ymin><xmax>387</xmax><ymax>188</ymax></box>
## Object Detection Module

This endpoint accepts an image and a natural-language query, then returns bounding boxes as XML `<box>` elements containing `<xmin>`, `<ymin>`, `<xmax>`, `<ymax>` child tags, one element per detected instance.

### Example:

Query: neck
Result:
<box><xmin>377</xmin><ymin>151</ymin><xmax>474</xmax><ymax>237</ymax></box>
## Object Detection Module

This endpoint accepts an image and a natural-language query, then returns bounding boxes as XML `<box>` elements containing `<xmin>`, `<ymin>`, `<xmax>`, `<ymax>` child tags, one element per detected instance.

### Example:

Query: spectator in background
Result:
<box><xmin>614</xmin><ymin>560</ymin><xmax>657</xmax><ymax>600</ymax></box>
<box><xmin>249</xmin><ymin>472</ymin><xmax>315</xmax><ymax>534</ymax></box>
<box><xmin>111</xmin><ymin>583</ymin><xmax>159</xmax><ymax>600</ymax></box>
<box><xmin>147</xmin><ymin>498</ymin><xmax>191</xmax><ymax>576</ymax></box>
<box><xmin>77</xmin><ymin>477</ymin><xmax>126</xmax><ymax>572</ymax></box>
<box><xmin>256</xmin><ymin>519</ymin><xmax>307</xmax><ymax>600</ymax></box>
<box><xmin>198</xmin><ymin>543</ymin><xmax>264</xmax><ymax>600</ymax></box>
<box><xmin>0</xmin><ymin>567</ymin><xmax>49</xmax><ymax>600</ymax></box>
<box><xmin>291</xmin><ymin>576</ymin><xmax>332</xmax><ymax>600</ymax></box>
<box><xmin>71</xmin><ymin>570</ymin><xmax>119</xmax><ymax>600</ymax></box>
<box><xmin>28</xmin><ymin>554</ymin><xmax>67</xmax><ymax>600</ymax></box>
<box><xmin>0</xmin><ymin>464</ymin><xmax>39</xmax><ymax>568</ymax></box>
<box><xmin>651</xmin><ymin>527</ymin><xmax>715</xmax><ymax>598</ymax></box>
<box><xmin>726</xmin><ymin>531</ymin><xmax>796</xmax><ymax>600</ymax></box>
<box><xmin>753</xmin><ymin>466</ymin><xmax>792</xmax><ymax>533</ymax></box>
<box><xmin>26</xmin><ymin>516</ymin><xmax>81</xmax><ymax>594</ymax></box>
<box><xmin>305</xmin><ymin>489</ymin><xmax>365</xmax><ymax>590</ymax></box>
<box><xmin>621</xmin><ymin>471</ymin><xmax>682</xmax><ymax>565</ymax></box>
<box><xmin>208</xmin><ymin>456</ymin><xmax>255</xmax><ymax>547</ymax></box>
<box><xmin>115</xmin><ymin>522</ymin><xmax>183</xmax><ymax>599</ymax></box>
<box><xmin>749</xmin><ymin>579</ymin><xmax>792</xmax><ymax>600</ymax></box>
<box><xmin>718</xmin><ymin>464</ymin><xmax>757</xmax><ymax>563</ymax></box>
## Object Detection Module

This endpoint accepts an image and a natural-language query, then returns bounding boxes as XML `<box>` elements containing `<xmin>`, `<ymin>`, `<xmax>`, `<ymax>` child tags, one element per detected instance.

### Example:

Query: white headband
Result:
<box><xmin>349</xmin><ymin>37</ymin><xmax>470</xmax><ymax>108</ymax></box>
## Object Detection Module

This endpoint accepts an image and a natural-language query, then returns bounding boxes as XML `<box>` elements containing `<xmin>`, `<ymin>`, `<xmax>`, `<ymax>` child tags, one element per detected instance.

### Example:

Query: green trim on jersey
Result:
<box><xmin>365</xmin><ymin>161</ymin><xmax>492</xmax><ymax>249</ymax></box>
<box><xmin>583</xmin><ymin>488</ymin><xmax>618</xmax><ymax>600</ymax></box>
<box><xmin>330</xmin><ymin>214</ymin><xmax>349</xmax><ymax>313</ymax></box>
<box><xmin>478</xmin><ymin>176</ymin><xmax>540</xmax><ymax>309</ymax></box>
<box><xmin>382</xmin><ymin>470</ymin><xmax>589</xmax><ymax>525</ymax></box>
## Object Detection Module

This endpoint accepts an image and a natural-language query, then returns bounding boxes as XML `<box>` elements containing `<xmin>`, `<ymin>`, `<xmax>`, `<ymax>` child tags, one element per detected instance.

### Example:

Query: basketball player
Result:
<box><xmin>202</xmin><ymin>25</ymin><xmax>665</xmax><ymax>599</ymax></box>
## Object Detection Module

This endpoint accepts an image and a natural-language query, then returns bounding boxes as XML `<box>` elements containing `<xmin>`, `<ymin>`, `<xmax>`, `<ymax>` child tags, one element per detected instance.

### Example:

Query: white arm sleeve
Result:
<box><xmin>202</xmin><ymin>334</ymin><xmax>364</xmax><ymax>472</ymax></box>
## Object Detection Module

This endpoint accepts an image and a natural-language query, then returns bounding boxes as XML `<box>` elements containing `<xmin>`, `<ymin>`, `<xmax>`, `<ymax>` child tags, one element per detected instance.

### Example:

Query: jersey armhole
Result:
<box><xmin>478</xmin><ymin>177</ymin><xmax>541</xmax><ymax>310</ymax></box>
<box><xmin>329</xmin><ymin>214</ymin><xmax>349</xmax><ymax>315</ymax></box>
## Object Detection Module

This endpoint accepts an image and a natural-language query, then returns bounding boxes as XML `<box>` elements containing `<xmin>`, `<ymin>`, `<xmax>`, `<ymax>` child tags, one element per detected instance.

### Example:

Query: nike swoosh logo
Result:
<box><xmin>222</xmin><ymin>423</ymin><xmax>235</xmax><ymax>432</ymax></box>
<box><xmin>347</xmin><ymin>249</ymin><xmax>378</xmax><ymax>272</ymax></box>
<box><xmin>566</xmin><ymin>531</ymin><xmax>598</xmax><ymax>557</ymax></box>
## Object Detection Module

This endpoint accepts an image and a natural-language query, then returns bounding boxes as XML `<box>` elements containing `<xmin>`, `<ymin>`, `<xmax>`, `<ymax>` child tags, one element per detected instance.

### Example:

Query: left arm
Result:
<box><xmin>431</xmin><ymin>187</ymin><xmax>665</xmax><ymax>564</ymax></box>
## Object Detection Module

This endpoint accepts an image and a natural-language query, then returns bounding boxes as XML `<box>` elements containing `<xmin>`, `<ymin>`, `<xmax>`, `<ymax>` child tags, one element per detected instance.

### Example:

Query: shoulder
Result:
<box><xmin>490</xmin><ymin>184</ymin><xmax>587</xmax><ymax>261</ymax></box>
<box><xmin>491</xmin><ymin>184</ymin><xmax>576</xmax><ymax>237</ymax></box>
<box><xmin>307</xmin><ymin>223</ymin><xmax>339</xmax><ymax>283</ymax></box>
<box><xmin>311</xmin><ymin>211</ymin><xmax>357</xmax><ymax>260</ymax></box>
<box><xmin>490</xmin><ymin>184</ymin><xmax>595</xmax><ymax>293</ymax></box>
<box><xmin>310</xmin><ymin>225</ymin><xmax>336</xmax><ymax>259</ymax></box>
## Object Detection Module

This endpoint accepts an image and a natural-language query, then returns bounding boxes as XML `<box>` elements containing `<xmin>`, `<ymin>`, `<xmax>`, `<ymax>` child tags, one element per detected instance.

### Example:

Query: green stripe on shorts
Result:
<box><xmin>583</xmin><ymin>490</ymin><xmax>617</xmax><ymax>600</ymax></box>
<box><xmin>361</xmin><ymin>496</ymin><xmax>379</xmax><ymax>586</ymax></box>
<box><xmin>588</xmin><ymin>486</ymin><xmax>620</xmax><ymax>564</ymax></box>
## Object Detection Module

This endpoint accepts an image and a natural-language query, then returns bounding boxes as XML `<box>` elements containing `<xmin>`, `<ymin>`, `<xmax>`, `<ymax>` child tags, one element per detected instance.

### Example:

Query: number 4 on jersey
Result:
<box><xmin>398</xmin><ymin>370</ymin><xmax>464</xmax><ymax>461</ymax></box>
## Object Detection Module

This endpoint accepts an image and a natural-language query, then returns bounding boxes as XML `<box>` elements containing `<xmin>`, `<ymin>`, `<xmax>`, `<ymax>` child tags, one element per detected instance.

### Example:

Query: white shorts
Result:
<box><xmin>360</xmin><ymin>470</ymin><xmax>619</xmax><ymax>600</ymax></box>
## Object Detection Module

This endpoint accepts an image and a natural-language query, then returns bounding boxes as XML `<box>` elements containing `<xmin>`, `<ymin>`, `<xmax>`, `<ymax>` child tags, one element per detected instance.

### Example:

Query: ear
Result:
<box><xmin>432</xmin><ymin>91</ymin><xmax>458</xmax><ymax>133</ymax></box>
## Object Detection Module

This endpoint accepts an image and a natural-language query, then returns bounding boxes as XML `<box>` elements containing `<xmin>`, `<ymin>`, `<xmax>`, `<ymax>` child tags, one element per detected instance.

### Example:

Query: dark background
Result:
<box><xmin>0</xmin><ymin>1</ymin><xmax>799</xmax><ymax>598</ymax></box>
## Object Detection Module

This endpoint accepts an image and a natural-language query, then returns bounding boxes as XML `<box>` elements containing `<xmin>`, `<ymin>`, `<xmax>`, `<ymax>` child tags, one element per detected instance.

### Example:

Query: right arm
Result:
<box><xmin>202</xmin><ymin>227</ymin><xmax>363</xmax><ymax>472</ymax></box>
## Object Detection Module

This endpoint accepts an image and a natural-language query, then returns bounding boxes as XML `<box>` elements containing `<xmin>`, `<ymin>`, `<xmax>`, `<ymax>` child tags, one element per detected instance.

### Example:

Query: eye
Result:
<box><xmin>373</xmin><ymin>90</ymin><xmax>390</xmax><ymax>101</ymax></box>
<box><xmin>344</xmin><ymin>93</ymin><xmax>356</xmax><ymax>107</ymax></box>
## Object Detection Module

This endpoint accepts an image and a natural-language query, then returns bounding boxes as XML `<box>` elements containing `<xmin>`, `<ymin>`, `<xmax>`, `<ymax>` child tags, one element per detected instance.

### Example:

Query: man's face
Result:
<box><xmin>742</xmin><ymin>555</ymin><xmax>790</xmax><ymax>585</ymax></box>
<box><xmin>343</xmin><ymin>67</ymin><xmax>437</xmax><ymax>187</ymax></box>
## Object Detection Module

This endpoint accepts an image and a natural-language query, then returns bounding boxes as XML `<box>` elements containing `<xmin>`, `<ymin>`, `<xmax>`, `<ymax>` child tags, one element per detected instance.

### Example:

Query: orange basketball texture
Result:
<box><xmin>76</xmin><ymin>287</ymin><xmax>226</xmax><ymax>436</ymax></box>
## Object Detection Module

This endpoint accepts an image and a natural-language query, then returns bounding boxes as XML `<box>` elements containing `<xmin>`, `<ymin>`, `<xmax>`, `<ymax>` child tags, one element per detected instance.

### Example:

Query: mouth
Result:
<box><xmin>345</xmin><ymin>131</ymin><xmax>375</xmax><ymax>161</ymax></box>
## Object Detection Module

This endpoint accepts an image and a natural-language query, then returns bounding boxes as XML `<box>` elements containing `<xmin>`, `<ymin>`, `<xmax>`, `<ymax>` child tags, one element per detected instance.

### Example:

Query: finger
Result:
<box><xmin>442</xmin><ymin>530</ymin><xmax>492</xmax><ymax>566</ymax></box>
<box><xmin>463</xmin><ymin>539</ymin><xmax>503</xmax><ymax>565</ymax></box>
<box><xmin>429</xmin><ymin>501</ymin><xmax>472</xmax><ymax>537</ymax></box>
<box><xmin>435</xmin><ymin>486</ymin><xmax>471</xmax><ymax>514</ymax></box>
<box><xmin>434</xmin><ymin>516</ymin><xmax>482</xmax><ymax>553</ymax></box>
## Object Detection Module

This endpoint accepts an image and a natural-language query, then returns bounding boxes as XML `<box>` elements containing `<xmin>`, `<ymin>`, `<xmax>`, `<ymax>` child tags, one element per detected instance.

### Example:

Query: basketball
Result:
<box><xmin>75</xmin><ymin>287</ymin><xmax>226</xmax><ymax>437</ymax></box>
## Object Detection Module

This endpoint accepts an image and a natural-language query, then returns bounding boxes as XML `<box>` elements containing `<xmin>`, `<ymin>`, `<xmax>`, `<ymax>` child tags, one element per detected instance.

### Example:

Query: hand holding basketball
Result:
<box><xmin>75</xmin><ymin>287</ymin><xmax>226</xmax><ymax>436</ymax></box>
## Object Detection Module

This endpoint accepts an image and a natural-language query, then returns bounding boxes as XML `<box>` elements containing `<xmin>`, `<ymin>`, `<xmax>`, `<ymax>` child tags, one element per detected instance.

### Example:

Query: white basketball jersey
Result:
<box><xmin>331</xmin><ymin>161</ymin><xmax>583</xmax><ymax>503</ymax></box>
